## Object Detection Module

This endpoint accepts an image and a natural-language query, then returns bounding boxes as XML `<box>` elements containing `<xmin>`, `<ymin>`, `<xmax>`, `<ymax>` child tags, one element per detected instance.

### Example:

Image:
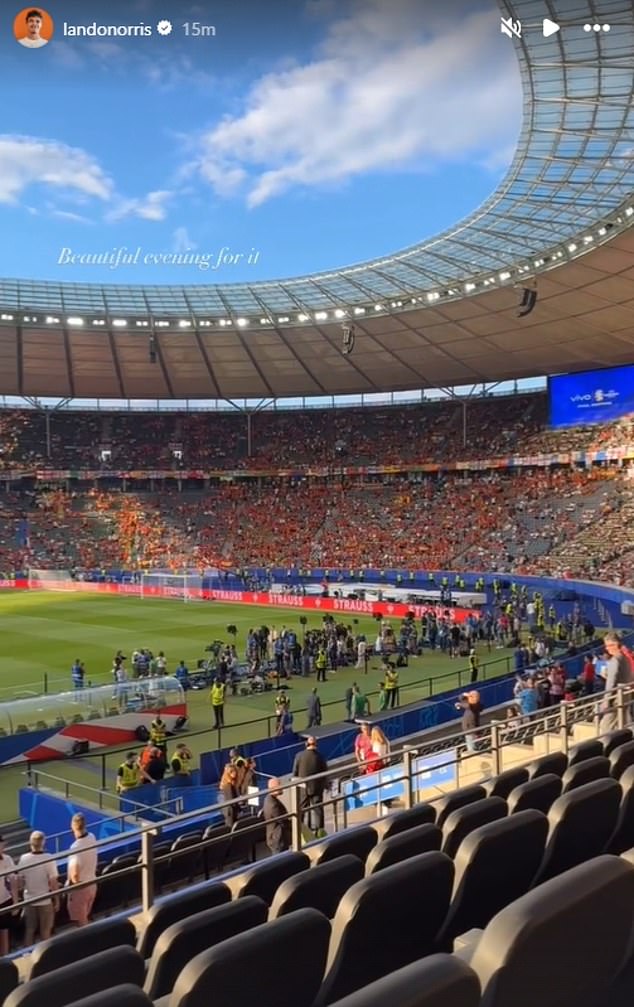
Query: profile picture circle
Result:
<box><xmin>14</xmin><ymin>7</ymin><xmax>53</xmax><ymax>48</ymax></box>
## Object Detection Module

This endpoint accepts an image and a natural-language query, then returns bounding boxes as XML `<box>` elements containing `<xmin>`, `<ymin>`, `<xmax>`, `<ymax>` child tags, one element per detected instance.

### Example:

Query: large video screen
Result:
<box><xmin>549</xmin><ymin>364</ymin><xmax>634</xmax><ymax>428</ymax></box>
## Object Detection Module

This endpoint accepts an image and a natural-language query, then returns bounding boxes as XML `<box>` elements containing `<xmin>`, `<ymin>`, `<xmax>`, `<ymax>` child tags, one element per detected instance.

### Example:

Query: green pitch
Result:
<box><xmin>0</xmin><ymin>591</ymin><xmax>510</xmax><ymax>820</ymax></box>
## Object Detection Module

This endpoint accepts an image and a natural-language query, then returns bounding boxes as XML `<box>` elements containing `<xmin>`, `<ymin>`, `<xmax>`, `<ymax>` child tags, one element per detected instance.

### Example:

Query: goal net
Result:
<box><xmin>28</xmin><ymin>569</ymin><xmax>76</xmax><ymax>591</ymax></box>
<box><xmin>140</xmin><ymin>572</ymin><xmax>204</xmax><ymax>602</ymax></box>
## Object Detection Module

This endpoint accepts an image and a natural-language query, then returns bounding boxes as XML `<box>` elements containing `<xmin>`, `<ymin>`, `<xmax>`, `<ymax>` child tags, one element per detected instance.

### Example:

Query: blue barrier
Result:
<box><xmin>19</xmin><ymin>789</ymin><xmax>134</xmax><ymax>850</ymax></box>
<box><xmin>343</xmin><ymin>750</ymin><xmax>458</xmax><ymax>811</ymax></box>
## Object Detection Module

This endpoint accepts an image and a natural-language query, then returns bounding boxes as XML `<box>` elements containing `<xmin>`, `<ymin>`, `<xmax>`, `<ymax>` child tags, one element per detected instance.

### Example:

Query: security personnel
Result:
<box><xmin>384</xmin><ymin>665</ymin><xmax>399</xmax><ymax>708</ymax></box>
<box><xmin>315</xmin><ymin>648</ymin><xmax>327</xmax><ymax>683</ymax></box>
<box><xmin>548</xmin><ymin>605</ymin><xmax>557</xmax><ymax>629</ymax></box>
<box><xmin>149</xmin><ymin>714</ymin><xmax>167</xmax><ymax>757</ymax></box>
<box><xmin>116</xmin><ymin>752</ymin><xmax>141</xmax><ymax>794</ymax></box>
<box><xmin>171</xmin><ymin>743</ymin><xmax>193</xmax><ymax>785</ymax></box>
<box><xmin>469</xmin><ymin>648</ymin><xmax>480</xmax><ymax>684</ymax></box>
<box><xmin>210</xmin><ymin>678</ymin><xmax>226</xmax><ymax>728</ymax></box>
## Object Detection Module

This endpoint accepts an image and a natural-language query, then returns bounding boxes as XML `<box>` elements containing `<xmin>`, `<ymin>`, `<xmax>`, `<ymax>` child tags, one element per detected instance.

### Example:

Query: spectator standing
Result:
<box><xmin>455</xmin><ymin>691</ymin><xmax>482</xmax><ymax>753</ymax></box>
<box><xmin>262</xmin><ymin>778</ymin><xmax>291</xmax><ymax>854</ymax></box>
<box><xmin>354</xmin><ymin>722</ymin><xmax>373</xmax><ymax>768</ymax></box>
<box><xmin>518</xmin><ymin>678</ymin><xmax>538</xmax><ymax>720</ymax></box>
<box><xmin>149</xmin><ymin>714</ymin><xmax>167</xmax><ymax>758</ymax></box>
<box><xmin>469</xmin><ymin>648</ymin><xmax>480</xmax><ymax>684</ymax></box>
<box><xmin>171</xmin><ymin>742</ymin><xmax>193</xmax><ymax>785</ymax></box>
<box><xmin>66</xmin><ymin>814</ymin><xmax>97</xmax><ymax>928</ymax></box>
<box><xmin>18</xmin><ymin>832</ymin><xmax>59</xmax><ymax>946</ymax></box>
<box><xmin>580</xmin><ymin>656</ymin><xmax>596</xmax><ymax>695</ymax></box>
<box><xmin>306</xmin><ymin>688</ymin><xmax>322</xmax><ymax>729</ymax></box>
<box><xmin>292</xmin><ymin>737</ymin><xmax>329</xmax><ymax>838</ymax></box>
<box><xmin>71</xmin><ymin>659</ymin><xmax>84</xmax><ymax>690</ymax></box>
<box><xmin>315</xmin><ymin>648</ymin><xmax>327</xmax><ymax>683</ymax></box>
<box><xmin>116</xmin><ymin>752</ymin><xmax>141</xmax><ymax>794</ymax></box>
<box><xmin>352</xmin><ymin>684</ymin><xmax>370</xmax><ymax>719</ymax></box>
<box><xmin>0</xmin><ymin>836</ymin><xmax>18</xmax><ymax>955</ymax></box>
<box><xmin>174</xmin><ymin>660</ymin><xmax>190</xmax><ymax>689</ymax></box>
<box><xmin>600</xmin><ymin>632</ymin><xmax>634</xmax><ymax>732</ymax></box>
<box><xmin>219</xmin><ymin>764</ymin><xmax>240</xmax><ymax>828</ymax></box>
<box><xmin>384</xmin><ymin>665</ymin><xmax>399</xmax><ymax>708</ymax></box>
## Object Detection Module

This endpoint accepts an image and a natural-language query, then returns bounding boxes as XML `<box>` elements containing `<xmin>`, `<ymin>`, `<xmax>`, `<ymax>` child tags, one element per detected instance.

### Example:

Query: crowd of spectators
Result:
<box><xmin>0</xmin><ymin>394</ymin><xmax>632</xmax><ymax>473</ymax></box>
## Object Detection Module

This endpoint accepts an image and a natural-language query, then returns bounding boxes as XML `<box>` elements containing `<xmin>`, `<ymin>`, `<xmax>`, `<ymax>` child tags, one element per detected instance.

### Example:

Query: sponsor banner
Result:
<box><xmin>549</xmin><ymin>364</ymin><xmax>634</xmax><ymax>428</ymax></box>
<box><xmin>19</xmin><ymin>579</ymin><xmax>476</xmax><ymax>621</ymax></box>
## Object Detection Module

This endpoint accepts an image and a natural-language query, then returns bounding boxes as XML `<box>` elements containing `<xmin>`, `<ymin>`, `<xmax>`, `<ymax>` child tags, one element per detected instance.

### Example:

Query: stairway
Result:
<box><xmin>1</xmin><ymin>817</ymin><xmax>32</xmax><ymax>857</ymax></box>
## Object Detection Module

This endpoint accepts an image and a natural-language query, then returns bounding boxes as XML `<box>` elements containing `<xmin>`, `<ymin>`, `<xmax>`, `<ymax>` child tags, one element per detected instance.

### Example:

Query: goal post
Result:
<box><xmin>27</xmin><ymin>568</ymin><xmax>75</xmax><ymax>591</ymax></box>
<box><xmin>140</xmin><ymin>572</ymin><xmax>204</xmax><ymax>602</ymax></box>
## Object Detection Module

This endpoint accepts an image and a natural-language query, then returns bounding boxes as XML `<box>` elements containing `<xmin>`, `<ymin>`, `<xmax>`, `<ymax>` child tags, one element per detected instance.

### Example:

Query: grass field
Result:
<box><xmin>0</xmin><ymin>591</ymin><xmax>512</xmax><ymax>818</ymax></box>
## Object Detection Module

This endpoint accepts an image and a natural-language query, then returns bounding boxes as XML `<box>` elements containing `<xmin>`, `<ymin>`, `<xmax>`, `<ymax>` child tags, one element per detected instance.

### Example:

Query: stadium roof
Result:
<box><xmin>1</xmin><ymin>0</ymin><xmax>633</xmax><ymax>399</ymax></box>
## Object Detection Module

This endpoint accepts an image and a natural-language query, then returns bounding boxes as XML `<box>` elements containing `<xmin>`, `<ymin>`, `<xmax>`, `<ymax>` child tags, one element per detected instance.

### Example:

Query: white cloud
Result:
<box><xmin>173</xmin><ymin>226</ymin><xmax>197</xmax><ymax>252</ymax></box>
<box><xmin>0</xmin><ymin>136</ymin><xmax>113</xmax><ymax>204</ymax></box>
<box><xmin>106</xmin><ymin>189</ymin><xmax>172</xmax><ymax>222</ymax></box>
<box><xmin>192</xmin><ymin>0</ymin><xmax>521</xmax><ymax>207</ymax></box>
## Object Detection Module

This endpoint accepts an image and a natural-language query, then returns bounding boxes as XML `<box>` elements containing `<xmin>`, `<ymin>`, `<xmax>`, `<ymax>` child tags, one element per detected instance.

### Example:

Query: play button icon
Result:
<box><xmin>543</xmin><ymin>17</ymin><xmax>560</xmax><ymax>36</ymax></box>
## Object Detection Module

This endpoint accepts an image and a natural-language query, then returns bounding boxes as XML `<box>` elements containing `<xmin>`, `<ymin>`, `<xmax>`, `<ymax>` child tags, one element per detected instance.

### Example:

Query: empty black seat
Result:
<box><xmin>169</xmin><ymin>908</ymin><xmax>330</xmax><ymax>1007</ymax></box>
<box><xmin>441</xmin><ymin>797</ymin><xmax>507</xmax><ymax>859</ymax></box>
<box><xmin>567</xmin><ymin>739</ymin><xmax>604</xmax><ymax>766</ymax></box>
<box><xmin>532</xmin><ymin>778</ymin><xmax>622</xmax><ymax>887</ymax></box>
<box><xmin>366</xmin><ymin>824</ymin><xmax>442</xmax><ymax>874</ymax></box>
<box><xmin>270</xmin><ymin>855</ymin><xmax>364</xmax><ymax>920</ymax></box>
<box><xmin>526</xmin><ymin>752</ymin><xmax>567</xmax><ymax>779</ymax></box>
<box><xmin>0</xmin><ymin>961</ymin><xmax>18</xmax><ymax>1004</ymax></box>
<box><xmin>598</xmin><ymin>729</ymin><xmax>632</xmax><ymax>758</ymax></box>
<box><xmin>136</xmin><ymin>880</ymin><xmax>231</xmax><ymax>958</ymax></box>
<box><xmin>93</xmin><ymin>857</ymin><xmax>141</xmax><ymax>913</ymax></box>
<box><xmin>560</xmin><ymin>756</ymin><xmax>610</xmax><ymax>794</ymax></box>
<box><xmin>58</xmin><ymin>988</ymin><xmax>151</xmax><ymax>1007</ymax></box>
<box><xmin>5</xmin><ymin>947</ymin><xmax>145</xmax><ymax>1007</ymax></box>
<box><xmin>371</xmin><ymin>803</ymin><xmax>436</xmax><ymax>841</ymax></box>
<box><xmin>469</xmin><ymin>856</ymin><xmax>634</xmax><ymax>1007</ymax></box>
<box><xmin>227</xmin><ymin>851</ymin><xmax>309</xmax><ymax>905</ymax></box>
<box><xmin>29</xmin><ymin>916</ymin><xmax>136</xmax><ymax>980</ymax></box>
<box><xmin>317</xmin><ymin>852</ymin><xmax>454</xmax><ymax>1005</ymax></box>
<box><xmin>202</xmin><ymin>824</ymin><xmax>232</xmax><ymax>876</ymax></box>
<box><xmin>144</xmin><ymin>896</ymin><xmax>269</xmax><ymax>999</ymax></box>
<box><xmin>507</xmin><ymin>774</ymin><xmax>562</xmax><ymax>816</ymax></box>
<box><xmin>606</xmin><ymin>766</ymin><xmax>634</xmax><ymax>854</ymax></box>
<box><xmin>436</xmin><ymin>810</ymin><xmax>548</xmax><ymax>951</ymax></box>
<box><xmin>147</xmin><ymin>842</ymin><xmax>173</xmax><ymax>894</ymax></box>
<box><xmin>483</xmin><ymin>767</ymin><xmax>528</xmax><ymax>800</ymax></box>
<box><xmin>609</xmin><ymin>741</ymin><xmax>634</xmax><ymax>780</ymax></box>
<box><xmin>226</xmin><ymin>816</ymin><xmax>266</xmax><ymax>866</ymax></box>
<box><xmin>306</xmin><ymin>825</ymin><xmax>377</xmax><ymax>866</ymax></box>
<box><xmin>320</xmin><ymin>954</ymin><xmax>480</xmax><ymax>1007</ymax></box>
<box><xmin>164</xmin><ymin>832</ymin><xmax>204</xmax><ymax>887</ymax></box>
<box><xmin>434</xmin><ymin>786</ymin><xmax>486</xmax><ymax>829</ymax></box>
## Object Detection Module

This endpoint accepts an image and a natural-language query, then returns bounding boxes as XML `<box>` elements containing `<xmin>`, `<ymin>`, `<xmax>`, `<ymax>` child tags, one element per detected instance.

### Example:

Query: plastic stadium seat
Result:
<box><xmin>306</xmin><ymin>825</ymin><xmax>377</xmax><ymax>866</ymax></box>
<box><xmin>468</xmin><ymin>856</ymin><xmax>634</xmax><ymax>1007</ymax></box>
<box><xmin>322</xmin><ymin>954</ymin><xmax>480</xmax><ymax>1007</ymax></box>
<box><xmin>567</xmin><ymin>739</ymin><xmax>604</xmax><ymax>767</ymax></box>
<box><xmin>483</xmin><ymin>766</ymin><xmax>528</xmax><ymax>800</ymax></box>
<box><xmin>269</xmin><ymin>855</ymin><xmax>364</xmax><ymax>920</ymax></box>
<box><xmin>94</xmin><ymin>856</ymin><xmax>141</xmax><ymax>913</ymax></box>
<box><xmin>225</xmin><ymin>816</ymin><xmax>266</xmax><ymax>866</ymax></box>
<box><xmin>609</xmin><ymin>741</ymin><xmax>634</xmax><ymax>780</ymax></box>
<box><xmin>28</xmin><ymin>916</ymin><xmax>136</xmax><ymax>979</ymax></box>
<box><xmin>365</xmin><ymin>824</ymin><xmax>442</xmax><ymax>874</ymax></box>
<box><xmin>226</xmin><ymin>851</ymin><xmax>309</xmax><ymax>905</ymax></box>
<box><xmin>5</xmin><ymin>947</ymin><xmax>145</xmax><ymax>1007</ymax></box>
<box><xmin>168</xmin><ymin>908</ymin><xmax>330</xmax><ymax>1007</ymax></box>
<box><xmin>202</xmin><ymin>824</ymin><xmax>232</xmax><ymax>876</ymax></box>
<box><xmin>56</xmin><ymin>988</ymin><xmax>152</xmax><ymax>1007</ymax></box>
<box><xmin>560</xmin><ymin>756</ymin><xmax>610</xmax><ymax>794</ymax></box>
<box><xmin>606</xmin><ymin>766</ymin><xmax>634</xmax><ymax>854</ymax></box>
<box><xmin>434</xmin><ymin>786</ymin><xmax>486</xmax><ymax>829</ymax></box>
<box><xmin>526</xmin><ymin>752</ymin><xmax>567</xmax><ymax>780</ymax></box>
<box><xmin>317</xmin><ymin>852</ymin><xmax>454</xmax><ymax>1006</ymax></box>
<box><xmin>0</xmin><ymin>961</ymin><xmax>18</xmax><ymax>1004</ymax></box>
<box><xmin>436</xmin><ymin>810</ymin><xmax>548</xmax><ymax>951</ymax></box>
<box><xmin>164</xmin><ymin>832</ymin><xmax>204</xmax><ymax>887</ymax></box>
<box><xmin>598</xmin><ymin>729</ymin><xmax>632</xmax><ymax>758</ymax></box>
<box><xmin>144</xmin><ymin>896</ymin><xmax>269</xmax><ymax>998</ymax></box>
<box><xmin>371</xmin><ymin>803</ymin><xmax>437</xmax><ymax>841</ymax></box>
<box><xmin>532</xmin><ymin>779</ymin><xmax>622</xmax><ymax>887</ymax></box>
<box><xmin>506</xmin><ymin>774</ymin><xmax>562</xmax><ymax>816</ymax></box>
<box><xmin>136</xmin><ymin>880</ymin><xmax>231</xmax><ymax>958</ymax></box>
<box><xmin>441</xmin><ymin>797</ymin><xmax>507</xmax><ymax>860</ymax></box>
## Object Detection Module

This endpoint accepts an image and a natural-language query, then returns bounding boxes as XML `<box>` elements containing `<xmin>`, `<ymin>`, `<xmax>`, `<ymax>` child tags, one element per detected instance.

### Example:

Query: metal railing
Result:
<box><xmin>3</xmin><ymin>679</ymin><xmax>633</xmax><ymax>929</ymax></box>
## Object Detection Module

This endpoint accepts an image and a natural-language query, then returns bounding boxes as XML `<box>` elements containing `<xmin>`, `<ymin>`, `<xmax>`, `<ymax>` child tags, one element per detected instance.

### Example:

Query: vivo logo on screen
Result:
<box><xmin>570</xmin><ymin>389</ymin><xmax>619</xmax><ymax>404</ymax></box>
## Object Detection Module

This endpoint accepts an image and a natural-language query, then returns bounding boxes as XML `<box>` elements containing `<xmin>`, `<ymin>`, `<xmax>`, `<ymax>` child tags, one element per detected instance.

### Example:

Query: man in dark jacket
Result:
<box><xmin>262</xmin><ymin>778</ymin><xmax>291</xmax><ymax>854</ymax></box>
<box><xmin>306</xmin><ymin>688</ymin><xmax>322</xmax><ymax>729</ymax></box>
<box><xmin>292</xmin><ymin>736</ymin><xmax>328</xmax><ymax>837</ymax></box>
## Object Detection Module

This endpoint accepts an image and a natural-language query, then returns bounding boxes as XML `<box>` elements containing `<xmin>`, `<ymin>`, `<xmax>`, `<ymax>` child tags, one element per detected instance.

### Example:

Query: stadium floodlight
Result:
<box><xmin>464</xmin><ymin>282</ymin><xmax>476</xmax><ymax>293</ymax></box>
<box><xmin>260</xmin><ymin>317</ymin><xmax>269</xmax><ymax>324</ymax></box>
<box><xmin>0</xmin><ymin>314</ymin><xmax>14</xmax><ymax>321</ymax></box>
<box><xmin>583</xmin><ymin>235</ymin><xmax>594</xmax><ymax>244</ymax></box>
<box><xmin>156</xmin><ymin>320</ymin><xmax>169</xmax><ymax>327</ymax></box>
<box><xmin>198</xmin><ymin>320</ymin><xmax>212</xmax><ymax>327</ymax></box>
<box><xmin>354</xmin><ymin>307</ymin><xmax>366</xmax><ymax>315</ymax></box>
<box><xmin>314</xmin><ymin>311</ymin><xmax>328</xmax><ymax>321</ymax></box>
<box><xmin>112</xmin><ymin>319</ymin><xmax>127</xmax><ymax>327</ymax></box>
<box><xmin>297</xmin><ymin>313</ymin><xmax>309</xmax><ymax>322</ymax></box>
<box><xmin>278</xmin><ymin>316</ymin><xmax>290</xmax><ymax>323</ymax></box>
<box><xmin>567</xmin><ymin>242</ymin><xmax>577</xmax><ymax>252</ymax></box>
<box><xmin>374</xmin><ymin>304</ymin><xmax>383</xmax><ymax>311</ymax></box>
<box><xmin>45</xmin><ymin>316</ymin><xmax>60</xmax><ymax>324</ymax></box>
<box><xmin>218</xmin><ymin>319</ymin><xmax>227</xmax><ymax>326</ymax></box>
<box><xmin>427</xmin><ymin>292</ymin><xmax>440</xmax><ymax>302</ymax></box>
<box><xmin>66</xmin><ymin>317</ymin><xmax>84</xmax><ymax>326</ymax></box>
<box><xmin>135</xmin><ymin>320</ymin><xmax>149</xmax><ymax>327</ymax></box>
<box><xmin>334</xmin><ymin>308</ymin><xmax>345</xmax><ymax>318</ymax></box>
<box><xmin>92</xmin><ymin>319</ymin><xmax>106</xmax><ymax>326</ymax></box>
<box><xmin>626</xmin><ymin>207</ymin><xmax>634</xmax><ymax>217</ymax></box>
<box><xmin>236</xmin><ymin>317</ymin><xmax>248</xmax><ymax>327</ymax></box>
<box><xmin>178</xmin><ymin>319</ymin><xmax>191</xmax><ymax>328</ymax></box>
<box><xmin>598</xmin><ymin>227</ymin><xmax>607</xmax><ymax>236</ymax></box>
<box><xmin>499</xmin><ymin>271</ymin><xmax>511</xmax><ymax>281</ymax></box>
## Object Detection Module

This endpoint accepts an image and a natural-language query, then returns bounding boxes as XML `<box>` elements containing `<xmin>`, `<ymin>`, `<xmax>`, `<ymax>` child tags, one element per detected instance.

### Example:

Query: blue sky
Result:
<box><xmin>0</xmin><ymin>0</ymin><xmax>522</xmax><ymax>285</ymax></box>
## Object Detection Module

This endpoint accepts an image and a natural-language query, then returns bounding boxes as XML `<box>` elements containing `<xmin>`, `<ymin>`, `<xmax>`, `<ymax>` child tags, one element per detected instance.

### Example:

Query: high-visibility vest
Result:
<box><xmin>173</xmin><ymin>752</ymin><xmax>192</xmax><ymax>775</ymax></box>
<box><xmin>384</xmin><ymin>670</ymin><xmax>398</xmax><ymax>691</ymax></box>
<box><xmin>118</xmin><ymin>763</ymin><xmax>139</xmax><ymax>789</ymax></box>
<box><xmin>150</xmin><ymin>719</ymin><xmax>166</xmax><ymax>745</ymax></box>
<box><xmin>315</xmin><ymin>652</ymin><xmax>327</xmax><ymax>670</ymax></box>
<box><xmin>211</xmin><ymin>684</ymin><xmax>225</xmax><ymax>706</ymax></box>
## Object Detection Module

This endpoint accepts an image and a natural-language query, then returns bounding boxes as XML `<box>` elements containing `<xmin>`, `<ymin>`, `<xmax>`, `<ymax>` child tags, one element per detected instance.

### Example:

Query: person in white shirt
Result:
<box><xmin>18</xmin><ymin>9</ymin><xmax>49</xmax><ymax>48</ymax></box>
<box><xmin>17</xmin><ymin>831</ymin><xmax>59</xmax><ymax>945</ymax></box>
<box><xmin>0</xmin><ymin>836</ymin><xmax>18</xmax><ymax>955</ymax></box>
<box><xmin>66</xmin><ymin>814</ymin><xmax>98</xmax><ymax>927</ymax></box>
